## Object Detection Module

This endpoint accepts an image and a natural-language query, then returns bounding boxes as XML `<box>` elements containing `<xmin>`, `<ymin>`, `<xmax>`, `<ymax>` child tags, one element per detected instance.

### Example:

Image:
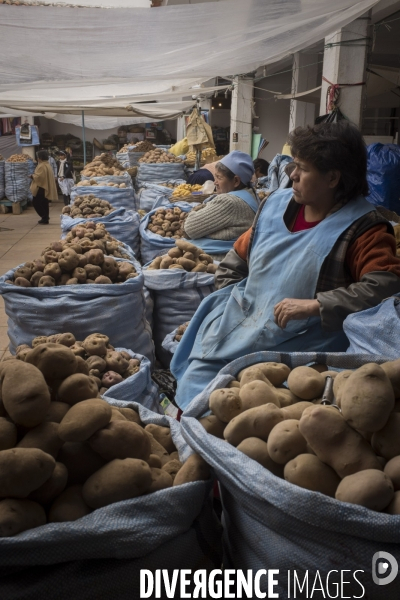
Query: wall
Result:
<box><xmin>254</xmin><ymin>71</ymin><xmax>292</xmax><ymax>162</ymax></box>
<box><xmin>210</xmin><ymin>108</ymin><xmax>231</xmax><ymax>128</ymax></box>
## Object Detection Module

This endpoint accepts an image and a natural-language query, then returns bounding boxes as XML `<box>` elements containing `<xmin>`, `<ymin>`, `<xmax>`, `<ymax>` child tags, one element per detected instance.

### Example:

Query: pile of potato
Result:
<box><xmin>6</xmin><ymin>154</ymin><xmax>29</xmax><ymax>163</ymax></box>
<box><xmin>138</xmin><ymin>149</ymin><xmax>183</xmax><ymax>164</ymax></box>
<box><xmin>117</xmin><ymin>141</ymin><xmax>155</xmax><ymax>154</ymax></box>
<box><xmin>171</xmin><ymin>183</ymin><xmax>203</xmax><ymax>199</ymax></box>
<box><xmin>16</xmin><ymin>332</ymin><xmax>141</xmax><ymax>396</ymax></box>
<box><xmin>62</xmin><ymin>195</ymin><xmax>115</xmax><ymax>219</ymax></box>
<box><xmin>200</xmin><ymin>359</ymin><xmax>400</xmax><ymax>514</ymax></box>
<box><xmin>81</xmin><ymin>154</ymin><xmax>126</xmax><ymax>178</ymax></box>
<box><xmin>147</xmin><ymin>240</ymin><xmax>217</xmax><ymax>274</ymax></box>
<box><xmin>185</xmin><ymin>147</ymin><xmax>218</xmax><ymax>166</ymax></box>
<box><xmin>157</xmin><ymin>182</ymin><xmax>181</xmax><ymax>189</ymax></box>
<box><xmin>146</xmin><ymin>206</ymin><xmax>188</xmax><ymax>239</ymax></box>
<box><xmin>174</xmin><ymin>322</ymin><xmax>189</xmax><ymax>342</ymax></box>
<box><xmin>0</xmin><ymin>353</ymin><xmax>210</xmax><ymax>536</ymax></box>
<box><xmin>63</xmin><ymin>222</ymin><xmax>130</xmax><ymax>259</ymax></box>
<box><xmin>0</xmin><ymin>154</ymin><xmax>4</xmax><ymax>161</ymax></box>
<box><xmin>76</xmin><ymin>179</ymin><xmax>128</xmax><ymax>189</ymax></box>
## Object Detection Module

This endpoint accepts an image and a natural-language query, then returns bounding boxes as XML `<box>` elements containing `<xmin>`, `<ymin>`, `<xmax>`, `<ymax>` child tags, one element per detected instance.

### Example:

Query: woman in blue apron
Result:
<box><xmin>183</xmin><ymin>151</ymin><xmax>259</xmax><ymax>260</ymax></box>
<box><xmin>172</xmin><ymin>122</ymin><xmax>400</xmax><ymax>409</ymax></box>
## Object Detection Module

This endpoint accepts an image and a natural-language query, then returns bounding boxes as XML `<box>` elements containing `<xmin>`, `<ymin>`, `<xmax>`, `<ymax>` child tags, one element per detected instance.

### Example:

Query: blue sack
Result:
<box><xmin>5</xmin><ymin>161</ymin><xmax>30</xmax><ymax>203</ymax></box>
<box><xmin>181</xmin><ymin>351</ymin><xmax>398</xmax><ymax>600</ymax></box>
<box><xmin>367</xmin><ymin>143</ymin><xmax>400</xmax><ymax>212</ymax></box>
<box><xmin>139</xmin><ymin>203</ymin><xmax>192</xmax><ymax>264</ymax></box>
<box><xmin>0</xmin><ymin>160</ymin><xmax>5</xmax><ymax>200</ymax></box>
<box><xmin>116</xmin><ymin>150</ymin><xmax>144</xmax><ymax>168</ymax></box>
<box><xmin>136</xmin><ymin>180</ymin><xmax>186</xmax><ymax>212</ymax></box>
<box><xmin>137</xmin><ymin>162</ymin><xmax>187</xmax><ymax>187</ymax></box>
<box><xmin>71</xmin><ymin>175</ymin><xmax>136</xmax><ymax>211</ymax></box>
<box><xmin>61</xmin><ymin>208</ymin><xmax>140</xmax><ymax>257</ymax></box>
<box><xmin>0</xmin><ymin>400</ymin><xmax>221</xmax><ymax>600</ymax></box>
<box><xmin>0</xmin><ymin>258</ymin><xmax>154</xmax><ymax>362</ymax></box>
<box><xmin>162</xmin><ymin>327</ymin><xmax>179</xmax><ymax>358</ymax></box>
<box><xmin>344</xmin><ymin>295</ymin><xmax>400</xmax><ymax>358</ymax></box>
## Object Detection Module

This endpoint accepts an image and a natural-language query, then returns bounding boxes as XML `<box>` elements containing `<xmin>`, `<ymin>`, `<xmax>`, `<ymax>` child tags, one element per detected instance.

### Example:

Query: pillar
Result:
<box><xmin>21</xmin><ymin>116</ymin><xmax>36</xmax><ymax>160</ymax></box>
<box><xmin>289</xmin><ymin>52</ymin><xmax>319</xmax><ymax>132</ymax></box>
<box><xmin>230</xmin><ymin>75</ymin><xmax>254</xmax><ymax>154</ymax></box>
<box><xmin>319</xmin><ymin>13</ymin><xmax>371</xmax><ymax>128</ymax></box>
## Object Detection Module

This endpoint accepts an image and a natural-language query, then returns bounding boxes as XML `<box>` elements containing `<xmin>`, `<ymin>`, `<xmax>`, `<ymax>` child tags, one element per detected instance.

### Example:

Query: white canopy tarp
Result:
<box><xmin>0</xmin><ymin>0</ymin><xmax>379</xmax><ymax>100</ymax></box>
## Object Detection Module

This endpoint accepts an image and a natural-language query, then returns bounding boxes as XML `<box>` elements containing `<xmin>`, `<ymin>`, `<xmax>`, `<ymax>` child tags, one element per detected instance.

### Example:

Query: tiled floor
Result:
<box><xmin>0</xmin><ymin>200</ymin><xmax>64</xmax><ymax>358</ymax></box>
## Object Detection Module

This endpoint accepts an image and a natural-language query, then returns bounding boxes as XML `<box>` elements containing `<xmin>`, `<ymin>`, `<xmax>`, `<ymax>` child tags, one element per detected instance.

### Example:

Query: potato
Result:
<box><xmin>83</xmin><ymin>458</ymin><xmax>152</xmax><ymax>508</ymax></box>
<box><xmin>284</xmin><ymin>454</ymin><xmax>340</xmax><ymax>497</ymax></box>
<box><xmin>209</xmin><ymin>388</ymin><xmax>242</xmax><ymax>423</ymax></box>
<box><xmin>238</xmin><ymin>366</ymin><xmax>273</xmax><ymax>388</ymax></box>
<box><xmin>89</xmin><ymin>421</ymin><xmax>151</xmax><ymax>461</ymax></box>
<box><xmin>0</xmin><ymin>448</ymin><xmax>55</xmax><ymax>498</ymax></box>
<box><xmin>281</xmin><ymin>401</ymin><xmax>314</xmax><ymax>421</ymax></box>
<box><xmin>17</xmin><ymin>422</ymin><xmax>63</xmax><ymax>458</ymax></box>
<box><xmin>118</xmin><ymin>407</ymin><xmax>142</xmax><ymax>426</ymax></box>
<box><xmin>26</xmin><ymin>343</ymin><xmax>77</xmax><ymax>380</ymax></box>
<box><xmin>105</xmin><ymin>351</ymin><xmax>129</xmax><ymax>375</ymax></box>
<box><xmin>223</xmin><ymin>403</ymin><xmax>283</xmax><ymax>446</ymax></box>
<box><xmin>299</xmin><ymin>405</ymin><xmax>382</xmax><ymax>478</ymax></box>
<box><xmin>0</xmin><ymin>499</ymin><xmax>46</xmax><ymax>537</ymax></box>
<box><xmin>57</xmin><ymin>374</ymin><xmax>99</xmax><ymax>405</ymax></box>
<box><xmin>29</xmin><ymin>462</ymin><xmax>68</xmax><ymax>505</ymax></box>
<box><xmin>257</xmin><ymin>362</ymin><xmax>291</xmax><ymax>386</ymax></box>
<box><xmin>147</xmin><ymin>454</ymin><xmax>162</xmax><ymax>469</ymax></box>
<box><xmin>57</xmin><ymin>333</ymin><xmax>76</xmax><ymax>348</ymax></box>
<box><xmin>340</xmin><ymin>364</ymin><xmax>395</xmax><ymax>432</ymax></box>
<box><xmin>321</xmin><ymin>370</ymin><xmax>338</xmax><ymax>381</ymax></box>
<box><xmin>110</xmin><ymin>408</ymin><xmax>128</xmax><ymax>422</ymax></box>
<box><xmin>58</xmin><ymin>442</ymin><xmax>106</xmax><ymax>485</ymax></box>
<box><xmin>199</xmin><ymin>415</ymin><xmax>226</xmax><ymax>439</ymax></box>
<box><xmin>162</xmin><ymin>459</ymin><xmax>182</xmax><ymax>482</ymax></box>
<box><xmin>336</xmin><ymin>469</ymin><xmax>394</xmax><ymax>511</ymax></box>
<box><xmin>49</xmin><ymin>485</ymin><xmax>92</xmax><ymax>522</ymax></box>
<box><xmin>332</xmin><ymin>370</ymin><xmax>352</xmax><ymax>405</ymax></box>
<box><xmin>147</xmin><ymin>468</ymin><xmax>173</xmax><ymax>493</ymax></box>
<box><xmin>0</xmin><ymin>361</ymin><xmax>50</xmax><ymax>428</ymax></box>
<box><xmin>384</xmin><ymin>456</ymin><xmax>400</xmax><ymax>491</ymax></box>
<box><xmin>147</xmin><ymin>433</ymin><xmax>170</xmax><ymax>466</ymax></box>
<box><xmin>386</xmin><ymin>491</ymin><xmax>400</xmax><ymax>515</ymax></box>
<box><xmin>267</xmin><ymin>419</ymin><xmax>307</xmax><ymax>465</ymax></box>
<box><xmin>144</xmin><ymin>424</ymin><xmax>176</xmax><ymax>454</ymax></box>
<box><xmin>239</xmin><ymin>380</ymin><xmax>280</xmax><ymax>411</ymax></box>
<box><xmin>227</xmin><ymin>380</ymin><xmax>240</xmax><ymax>389</ymax></box>
<box><xmin>287</xmin><ymin>367</ymin><xmax>325</xmax><ymax>400</ymax></box>
<box><xmin>175</xmin><ymin>239</ymin><xmax>200</xmax><ymax>256</ymax></box>
<box><xmin>371</xmin><ymin>413</ymin><xmax>400</xmax><ymax>460</ymax></box>
<box><xmin>173</xmin><ymin>454</ymin><xmax>210</xmax><ymax>486</ymax></box>
<box><xmin>86</xmin><ymin>355</ymin><xmax>106</xmax><ymax>372</ymax></box>
<box><xmin>273</xmin><ymin>388</ymin><xmax>301</xmax><ymax>408</ymax></box>
<box><xmin>59</xmin><ymin>399</ymin><xmax>112</xmax><ymax>442</ymax></box>
<box><xmin>236</xmin><ymin>438</ymin><xmax>284</xmax><ymax>477</ymax></box>
<box><xmin>44</xmin><ymin>401</ymin><xmax>70</xmax><ymax>423</ymax></box>
<box><xmin>0</xmin><ymin>417</ymin><xmax>17</xmax><ymax>450</ymax></box>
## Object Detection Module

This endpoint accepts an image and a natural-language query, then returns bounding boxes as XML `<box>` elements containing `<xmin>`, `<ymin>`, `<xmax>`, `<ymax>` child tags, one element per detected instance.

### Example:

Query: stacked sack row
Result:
<box><xmin>1</xmin><ymin>154</ymin><xmax>34</xmax><ymax>204</ymax></box>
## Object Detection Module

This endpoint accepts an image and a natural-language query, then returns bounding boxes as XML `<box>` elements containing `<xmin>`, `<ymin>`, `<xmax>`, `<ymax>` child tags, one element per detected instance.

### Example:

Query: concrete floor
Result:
<box><xmin>0</xmin><ymin>200</ymin><xmax>64</xmax><ymax>359</ymax></box>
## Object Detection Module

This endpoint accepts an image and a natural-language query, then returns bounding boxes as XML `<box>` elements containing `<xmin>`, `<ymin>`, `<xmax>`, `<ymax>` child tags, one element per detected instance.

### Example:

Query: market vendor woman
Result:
<box><xmin>183</xmin><ymin>151</ymin><xmax>259</xmax><ymax>259</ymax></box>
<box><xmin>172</xmin><ymin>122</ymin><xmax>400</xmax><ymax>408</ymax></box>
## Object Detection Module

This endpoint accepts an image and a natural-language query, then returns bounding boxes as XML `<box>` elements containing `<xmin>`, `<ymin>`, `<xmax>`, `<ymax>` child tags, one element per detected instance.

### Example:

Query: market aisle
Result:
<box><xmin>0</xmin><ymin>201</ymin><xmax>64</xmax><ymax>359</ymax></box>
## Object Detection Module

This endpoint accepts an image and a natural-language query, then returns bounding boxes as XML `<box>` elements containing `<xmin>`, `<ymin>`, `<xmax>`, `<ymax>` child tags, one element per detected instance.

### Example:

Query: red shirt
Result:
<box><xmin>292</xmin><ymin>204</ymin><xmax>322</xmax><ymax>232</ymax></box>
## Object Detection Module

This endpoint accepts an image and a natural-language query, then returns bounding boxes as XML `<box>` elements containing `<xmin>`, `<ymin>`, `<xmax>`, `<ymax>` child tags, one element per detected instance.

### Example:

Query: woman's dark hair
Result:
<box><xmin>288</xmin><ymin>121</ymin><xmax>369</xmax><ymax>201</ymax></box>
<box><xmin>215</xmin><ymin>162</ymin><xmax>247</xmax><ymax>190</ymax></box>
<box><xmin>37</xmin><ymin>150</ymin><xmax>49</xmax><ymax>161</ymax></box>
<box><xmin>253</xmin><ymin>158</ymin><xmax>270</xmax><ymax>175</ymax></box>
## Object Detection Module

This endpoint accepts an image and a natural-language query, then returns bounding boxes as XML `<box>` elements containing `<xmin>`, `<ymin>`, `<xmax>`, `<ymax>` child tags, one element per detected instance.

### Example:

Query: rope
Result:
<box><xmin>322</xmin><ymin>76</ymin><xmax>366</xmax><ymax>113</ymax></box>
<box><xmin>324</xmin><ymin>36</ymin><xmax>371</xmax><ymax>49</ymax></box>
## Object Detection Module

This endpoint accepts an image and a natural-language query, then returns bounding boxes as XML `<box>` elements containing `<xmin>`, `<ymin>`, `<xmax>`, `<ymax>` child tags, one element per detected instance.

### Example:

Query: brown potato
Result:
<box><xmin>83</xmin><ymin>458</ymin><xmax>152</xmax><ymax>508</ymax></box>
<box><xmin>336</xmin><ymin>469</ymin><xmax>394</xmax><ymax>511</ymax></box>
<box><xmin>386</xmin><ymin>491</ymin><xmax>400</xmax><ymax>515</ymax></box>
<box><xmin>239</xmin><ymin>381</ymin><xmax>280</xmax><ymax>411</ymax></box>
<box><xmin>147</xmin><ymin>468</ymin><xmax>173</xmax><ymax>493</ymax></box>
<box><xmin>147</xmin><ymin>433</ymin><xmax>170</xmax><ymax>466</ymax></box>
<box><xmin>144</xmin><ymin>424</ymin><xmax>176</xmax><ymax>454</ymax></box>
<box><xmin>267</xmin><ymin>419</ymin><xmax>307</xmax><ymax>465</ymax></box>
<box><xmin>58</xmin><ymin>442</ymin><xmax>106</xmax><ymax>485</ymax></box>
<box><xmin>384</xmin><ymin>456</ymin><xmax>400</xmax><ymax>491</ymax></box>
<box><xmin>284</xmin><ymin>454</ymin><xmax>340</xmax><ymax>497</ymax></box>
<box><xmin>0</xmin><ymin>361</ymin><xmax>50</xmax><ymax>427</ymax></box>
<box><xmin>49</xmin><ymin>485</ymin><xmax>92</xmax><ymax>522</ymax></box>
<box><xmin>17</xmin><ymin>422</ymin><xmax>63</xmax><ymax>458</ymax></box>
<box><xmin>223</xmin><ymin>403</ymin><xmax>283</xmax><ymax>446</ymax></box>
<box><xmin>274</xmin><ymin>388</ymin><xmax>301</xmax><ymax>408</ymax></box>
<box><xmin>57</xmin><ymin>374</ymin><xmax>99</xmax><ymax>405</ymax></box>
<box><xmin>257</xmin><ymin>362</ymin><xmax>291</xmax><ymax>386</ymax></box>
<box><xmin>0</xmin><ymin>499</ymin><xmax>46</xmax><ymax>537</ymax></box>
<box><xmin>88</xmin><ymin>421</ymin><xmax>151</xmax><ymax>461</ymax></box>
<box><xmin>199</xmin><ymin>415</ymin><xmax>226</xmax><ymax>439</ymax></box>
<box><xmin>332</xmin><ymin>370</ymin><xmax>352</xmax><ymax>405</ymax></box>
<box><xmin>299</xmin><ymin>405</ymin><xmax>382</xmax><ymax>478</ymax></box>
<box><xmin>118</xmin><ymin>408</ymin><xmax>142</xmax><ymax>426</ymax></box>
<box><xmin>58</xmin><ymin>399</ymin><xmax>112</xmax><ymax>442</ymax></box>
<box><xmin>371</xmin><ymin>413</ymin><xmax>400</xmax><ymax>460</ymax></box>
<box><xmin>29</xmin><ymin>462</ymin><xmax>68</xmax><ymax>505</ymax></box>
<box><xmin>287</xmin><ymin>367</ymin><xmax>325</xmax><ymax>400</ymax></box>
<box><xmin>209</xmin><ymin>388</ymin><xmax>242</xmax><ymax>423</ymax></box>
<box><xmin>236</xmin><ymin>438</ymin><xmax>284</xmax><ymax>477</ymax></box>
<box><xmin>173</xmin><ymin>453</ymin><xmax>210</xmax><ymax>486</ymax></box>
<box><xmin>82</xmin><ymin>337</ymin><xmax>107</xmax><ymax>357</ymax></box>
<box><xmin>340</xmin><ymin>364</ymin><xmax>395</xmax><ymax>432</ymax></box>
<box><xmin>147</xmin><ymin>454</ymin><xmax>162</xmax><ymax>469</ymax></box>
<box><xmin>44</xmin><ymin>401</ymin><xmax>70</xmax><ymax>423</ymax></box>
<box><xmin>110</xmin><ymin>408</ymin><xmax>128</xmax><ymax>422</ymax></box>
<box><xmin>281</xmin><ymin>401</ymin><xmax>314</xmax><ymax>421</ymax></box>
<box><xmin>0</xmin><ymin>448</ymin><xmax>55</xmax><ymax>498</ymax></box>
<box><xmin>380</xmin><ymin>358</ymin><xmax>400</xmax><ymax>398</ymax></box>
<box><xmin>26</xmin><ymin>343</ymin><xmax>77</xmax><ymax>380</ymax></box>
<box><xmin>227</xmin><ymin>380</ymin><xmax>240</xmax><ymax>389</ymax></box>
<box><xmin>162</xmin><ymin>459</ymin><xmax>182</xmax><ymax>482</ymax></box>
<box><xmin>238</xmin><ymin>366</ymin><xmax>273</xmax><ymax>388</ymax></box>
<box><xmin>0</xmin><ymin>417</ymin><xmax>17</xmax><ymax>451</ymax></box>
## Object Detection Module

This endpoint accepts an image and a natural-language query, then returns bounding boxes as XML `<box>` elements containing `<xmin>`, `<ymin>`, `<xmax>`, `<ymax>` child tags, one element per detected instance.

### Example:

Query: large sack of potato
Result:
<box><xmin>137</xmin><ymin>151</ymin><xmax>187</xmax><ymax>187</ymax></box>
<box><xmin>4</xmin><ymin>159</ymin><xmax>29</xmax><ymax>203</ymax></box>
<box><xmin>181</xmin><ymin>351</ymin><xmax>400</xmax><ymax>599</ymax></box>
<box><xmin>0</xmin><ymin>257</ymin><xmax>154</xmax><ymax>363</ymax></box>
<box><xmin>0</xmin><ymin>159</ymin><xmax>5</xmax><ymax>200</ymax></box>
<box><xmin>116</xmin><ymin>150</ymin><xmax>144</xmax><ymax>168</ymax></box>
<box><xmin>0</xmin><ymin>396</ymin><xmax>221</xmax><ymax>599</ymax></box>
<box><xmin>136</xmin><ymin>180</ymin><xmax>186</xmax><ymax>213</ymax></box>
<box><xmin>139</xmin><ymin>203</ymin><xmax>192</xmax><ymax>264</ymax></box>
<box><xmin>71</xmin><ymin>174</ymin><xmax>135</xmax><ymax>211</ymax></box>
<box><xmin>344</xmin><ymin>295</ymin><xmax>400</xmax><ymax>359</ymax></box>
<box><xmin>61</xmin><ymin>207</ymin><xmax>140</xmax><ymax>258</ymax></box>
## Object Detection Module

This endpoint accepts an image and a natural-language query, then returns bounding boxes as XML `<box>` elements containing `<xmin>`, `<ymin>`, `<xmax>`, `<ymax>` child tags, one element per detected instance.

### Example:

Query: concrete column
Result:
<box><xmin>320</xmin><ymin>13</ymin><xmax>371</xmax><ymax>127</ymax></box>
<box><xmin>21</xmin><ymin>116</ymin><xmax>36</xmax><ymax>159</ymax></box>
<box><xmin>289</xmin><ymin>52</ymin><xmax>319</xmax><ymax>131</ymax></box>
<box><xmin>176</xmin><ymin>115</ymin><xmax>186</xmax><ymax>142</ymax></box>
<box><xmin>230</xmin><ymin>75</ymin><xmax>254</xmax><ymax>154</ymax></box>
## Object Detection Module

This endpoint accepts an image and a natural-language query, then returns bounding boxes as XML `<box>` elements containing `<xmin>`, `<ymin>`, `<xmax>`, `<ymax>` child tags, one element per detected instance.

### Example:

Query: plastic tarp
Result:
<box><xmin>0</xmin><ymin>0</ymin><xmax>378</xmax><ymax>97</ymax></box>
<box><xmin>137</xmin><ymin>163</ymin><xmax>187</xmax><ymax>187</ymax></box>
<box><xmin>366</xmin><ymin>143</ymin><xmax>400</xmax><ymax>212</ymax></box>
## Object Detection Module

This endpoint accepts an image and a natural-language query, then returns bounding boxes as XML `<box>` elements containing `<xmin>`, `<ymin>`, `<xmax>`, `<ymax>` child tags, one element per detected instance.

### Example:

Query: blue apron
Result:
<box><xmin>192</xmin><ymin>189</ymin><xmax>259</xmax><ymax>255</ymax></box>
<box><xmin>172</xmin><ymin>189</ymin><xmax>375</xmax><ymax>408</ymax></box>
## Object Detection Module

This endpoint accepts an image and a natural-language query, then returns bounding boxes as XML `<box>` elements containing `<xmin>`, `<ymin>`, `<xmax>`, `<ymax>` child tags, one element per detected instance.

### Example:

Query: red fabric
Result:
<box><xmin>292</xmin><ymin>204</ymin><xmax>322</xmax><ymax>232</ymax></box>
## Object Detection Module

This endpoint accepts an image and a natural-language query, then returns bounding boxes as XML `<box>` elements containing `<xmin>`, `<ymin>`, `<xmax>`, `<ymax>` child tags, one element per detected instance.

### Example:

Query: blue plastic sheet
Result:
<box><xmin>367</xmin><ymin>143</ymin><xmax>400</xmax><ymax>212</ymax></box>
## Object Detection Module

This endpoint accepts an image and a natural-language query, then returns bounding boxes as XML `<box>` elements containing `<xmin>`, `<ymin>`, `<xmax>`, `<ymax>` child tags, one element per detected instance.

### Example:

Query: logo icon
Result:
<box><xmin>372</xmin><ymin>552</ymin><xmax>398</xmax><ymax>586</ymax></box>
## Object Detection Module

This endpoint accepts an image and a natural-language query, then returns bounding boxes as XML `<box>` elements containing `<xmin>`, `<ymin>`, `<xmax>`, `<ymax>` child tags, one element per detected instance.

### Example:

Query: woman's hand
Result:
<box><xmin>274</xmin><ymin>298</ymin><xmax>320</xmax><ymax>329</ymax></box>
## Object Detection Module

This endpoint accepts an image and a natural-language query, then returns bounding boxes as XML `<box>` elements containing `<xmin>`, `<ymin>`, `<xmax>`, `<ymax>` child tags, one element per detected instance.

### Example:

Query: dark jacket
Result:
<box><xmin>56</xmin><ymin>159</ymin><xmax>74</xmax><ymax>180</ymax></box>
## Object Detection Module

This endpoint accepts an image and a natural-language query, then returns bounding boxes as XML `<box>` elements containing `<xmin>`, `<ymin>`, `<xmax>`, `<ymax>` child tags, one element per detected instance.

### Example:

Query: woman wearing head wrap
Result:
<box><xmin>30</xmin><ymin>150</ymin><xmax>58</xmax><ymax>224</ymax></box>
